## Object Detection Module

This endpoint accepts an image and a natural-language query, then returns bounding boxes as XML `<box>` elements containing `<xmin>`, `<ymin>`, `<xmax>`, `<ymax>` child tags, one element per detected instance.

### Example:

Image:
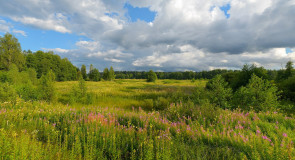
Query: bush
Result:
<box><xmin>206</xmin><ymin>75</ymin><xmax>232</xmax><ymax>109</ymax></box>
<box><xmin>154</xmin><ymin>97</ymin><xmax>169</xmax><ymax>110</ymax></box>
<box><xmin>147</xmin><ymin>70</ymin><xmax>157</xmax><ymax>82</ymax></box>
<box><xmin>38</xmin><ymin>70</ymin><xmax>56</xmax><ymax>102</ymax></box>
<box><xmin>142</xmin><ymin>99</ymin><xmax>154</xmax><ymax>110</ymax></box>
<box><xmin>69</xmin><ymin>77</ymin><xmax>95</xmax><ymax>104</ymax></box>
<box><xmin>278</xmin><ymin>75</ymin><xmax>295</xmax><ymax>101</ymax></box>
<box><xmin>16</xmin><ymin>82</ymin><xmax>38</xmax><ymax>101</ymax></box>
<box><xmin>233</xmin><ymin>74</ymin><xmax>279</xmax><ymax>111</ymax></box>
<box><xmin>0</xmin><ymin>82</ymin><xmax>17</xmax><ymax>104</ymax></box>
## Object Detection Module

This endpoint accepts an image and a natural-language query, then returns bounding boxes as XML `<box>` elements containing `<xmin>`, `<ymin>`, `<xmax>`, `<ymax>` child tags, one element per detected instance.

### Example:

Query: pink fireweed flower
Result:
<box><xmin>256</xmin><ymin>130</ymin><xmax>261</xmax><ymax>134</ymax></box>
<box><xmin>283</xmin><ymin>133</ymin><xmax>287</xmax><ymax>137</ymax></box>
<box><xmin>53</xmin><ymin>123</ymin><xmax>56</xmax><ymax>127</ymax></box>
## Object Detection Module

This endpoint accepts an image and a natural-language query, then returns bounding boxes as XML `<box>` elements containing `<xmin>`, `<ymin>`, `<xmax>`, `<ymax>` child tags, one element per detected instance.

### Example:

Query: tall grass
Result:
<box><xmin>0</xmin><ymin>80</ymin><xmax>294</xmax><ymax>159</ymax></box>
<box><xmin>0</xmin><ymin>99</ymin><xmax>294</xmax><ymax>159</ymax></box>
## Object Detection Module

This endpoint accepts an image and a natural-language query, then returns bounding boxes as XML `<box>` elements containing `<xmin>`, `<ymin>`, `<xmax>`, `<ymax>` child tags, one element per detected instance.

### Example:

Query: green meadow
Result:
<box><xmin>1</xmin><ymin>79</ymin><xmax>295</xmax><ymax>160</ymax></box>
<box><xmin>56</xmin><ymin>79</ymin><xmax>206</xmax><ymax>109</ymax></box>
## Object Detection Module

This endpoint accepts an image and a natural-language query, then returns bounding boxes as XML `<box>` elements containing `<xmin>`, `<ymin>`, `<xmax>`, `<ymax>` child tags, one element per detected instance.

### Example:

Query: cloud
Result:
<box><xmin>132</xmin><ymin>46</ymin><xmax>295</xmax><ymax>71</ymax></box>
<box><xmin>12</xmin><ymin>16</ymin><xmax>71</xmax><ymax>33</ymax></box>
<box><xmin>45</xmin><ymin>40</ymin><xmax>132</xmax><ymax>70</ymax></box>
<box><xmin>0</xmin><ymin>0</ymin><xmax>295</xmax><ymax>71</ymax></box>
<box><xmin>43</xmin><ymin>48</ymin><xmax>69</xmax><ymax>53</ymax></box>
<box><xmin>0</xmin><ymin>19</ymin><xmax>10</xmax><ymax>32</ymax></box>
<box><xmin>12</xmin><ymin>29</ymin><xmax>27</xmax><ymax>36</ymax></box>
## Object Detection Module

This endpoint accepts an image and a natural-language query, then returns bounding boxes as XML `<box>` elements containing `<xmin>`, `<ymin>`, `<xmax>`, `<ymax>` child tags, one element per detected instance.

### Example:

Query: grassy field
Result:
<box><xmin>0</xmin><ymin>79</ymin><xmax>295</xmax><ymax>159</ymax></box>
<box><xmin>55</xmin><ymin>79</ymin><xmax>206</xmax><ymax>109</ymax></box>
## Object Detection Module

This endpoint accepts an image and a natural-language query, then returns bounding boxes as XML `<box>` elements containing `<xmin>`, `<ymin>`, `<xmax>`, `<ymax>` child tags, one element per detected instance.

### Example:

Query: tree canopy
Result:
<box><xmin>0</xmin><ymin>33</ymin><xmax>25</xmax><ymax>70</ymax></box>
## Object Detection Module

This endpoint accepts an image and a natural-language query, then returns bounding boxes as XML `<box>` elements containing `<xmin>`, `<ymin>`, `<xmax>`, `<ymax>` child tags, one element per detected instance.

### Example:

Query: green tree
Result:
<box><xmin>147</xmin><ymin>70</ymin><xmax>157</xmax><ymax>82</ymax></box>
<box><xmin>0</xmin><ymin>33</ymin><xmax>25</xmax><ymax>70</ymax></box>
<box><xmin>206</xmin><ymin>75</ymin><xmax>232</xmax><ymax>109</ymax></box>
<box><xmin>233</xmin><ymin>74</ymin><xmax>279</xmax><ymax>111</ymax></box>
<box><xmin>284</xmin><ymin>61</ymin><xmax>293</xmax><ymax>79</ymax></box>
<box><xmin>38</xmin><ymin>70</ymin><xmax>56</xmax><ymax>102</ymax></box>
<box><xmin>81</xmin><ymin>65</ymin><xmax>87</xmax><ymax>80</ymax></box>
<box><xmin>231</xmin><ymin>64</ymin><xmax>269</xmax><ymax>90</ymax></box>
<box><xmin>89</xmin><ymin>68</ymin><xmax>100</xmax><ymax>81</ymax></box>
<box><xmin>7</xmin><ymin>64</ymin><xmax>20</xmax><ymax>85</ymax></box>
<box><xmin>278</xmin><ymin>75</ymin><xmax>295</xmax><ymax>101</ymax></box>
<box><xmin>89</xmin><ymin>64</ymin><xmax>94</xmax><ymax>73</ymax></box>
<box><xmin>109</xmin><ymin>66</ymin><xmax>115</xmax><ymax>81</ymax></box>
<box><xmin>103</xmin><ymin>68</ymin><xmax>109</xmax><ymax>80</ymax></box>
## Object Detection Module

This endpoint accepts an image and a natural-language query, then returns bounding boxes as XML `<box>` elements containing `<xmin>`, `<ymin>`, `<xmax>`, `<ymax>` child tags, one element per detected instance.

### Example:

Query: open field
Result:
<box><xmin>0</xmin><ymin>79</ymin><xmax>295</xmax><ymax>159</ymax></box>
<box><xmin>55</xmin><ymin>79</ymin><xmax>206</xmax><ymax>109</ymax></box>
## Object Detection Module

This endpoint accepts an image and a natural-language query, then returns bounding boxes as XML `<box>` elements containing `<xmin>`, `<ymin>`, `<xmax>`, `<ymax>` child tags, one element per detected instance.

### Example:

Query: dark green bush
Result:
<box><xmin>147</xmin><ymin>70</ymin><xmax>157</xmax><ymax>82</ymax></box>
<box><xmin>233</xmin><ymin>74</ymin><xmax>279</xmax><ymax>111</ymax></box>
<box><xmin>206</xmin><ymin>75</ymin><xmax>233</xmax><ymax>109</ymax></box>
<box><xmin>278</xmin><ymin>75</ymin><xmax>295</xmax><ymax>101</ymax></box>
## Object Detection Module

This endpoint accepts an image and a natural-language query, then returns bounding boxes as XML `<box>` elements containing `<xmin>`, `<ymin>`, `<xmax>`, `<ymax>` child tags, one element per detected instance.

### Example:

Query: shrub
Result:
<box><xmin>154</xmin><ymin>97</ymin><xmax>169</xmax><ymax>110</ymax></box>
<box><xmin>0</xmin><ymin>82</ymin><xmax>17</xmax><ymax>104</ymax></box>
<box><xmin>69</xmin><ymin>77</ymin><xmax>95</xmax><ymax>104</ymax></box>
<box><xmin>147</xmin><ymin>70</ymin><xmax>157</xmax><ymax>82</ymax></box>
<box><xmin>16</xmin><ymin>82</ymin><xmax>38</xmax><ymax>101</ymax></box>
<box><xmin>38</xmin><ymin>70</ymin><xmax>56</xmax><ymax>102</ymax></box>
<box><xmin>206</xmin><ymin>75</ymin><xmax>233</xmax><ymax>109</ymax></box>
<box><xmin>142</xmin><ymin>99</ymin><xmax>154</xmax><ymax>110</ymax></box>
<box><xmin>233</xmin><ymin>74</ymin><xmax>279</xmax><ymax>111</ymax></box>
<box><xmin>278</xmin><ymin>75</ymin><xmax>295</xmax><ymax>101</ymax></box>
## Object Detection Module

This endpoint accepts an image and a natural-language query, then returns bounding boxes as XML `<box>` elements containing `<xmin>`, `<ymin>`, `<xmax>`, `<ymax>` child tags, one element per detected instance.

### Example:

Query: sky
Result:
<box><xmin>0</xmin><ymin>0</ymin><xmax>295</xmax><ymax>72</ymax></box>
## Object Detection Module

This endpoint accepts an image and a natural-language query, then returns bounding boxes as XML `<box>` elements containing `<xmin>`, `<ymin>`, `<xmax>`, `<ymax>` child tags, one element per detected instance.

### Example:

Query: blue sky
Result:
<box><xmin>0</xmin><ymin>0</ymin><xmax>294</xmax><ymax>71</ymax></box>
<box><xmin>0</xmin><ymin>3</ymin><xmax>156</xmax><ymax>51</ymax></box>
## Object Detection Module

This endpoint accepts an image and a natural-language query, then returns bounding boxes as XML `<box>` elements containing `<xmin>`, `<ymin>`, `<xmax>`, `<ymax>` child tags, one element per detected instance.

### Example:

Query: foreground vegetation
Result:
<box><xmin>0</xmin><ymin>80</ymin><xmax>294</xmax><ymax>159</ymax></box>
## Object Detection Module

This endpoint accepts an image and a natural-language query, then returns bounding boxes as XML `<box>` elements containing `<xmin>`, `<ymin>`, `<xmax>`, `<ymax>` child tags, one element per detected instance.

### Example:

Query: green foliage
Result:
<box><xmin>16</xmin><ymin>82</ymin><xmax>38</xmax><ymax>101</ymax></box>
<box><xmin>102</xmin><ymin>67</ymin><xmax>116</xmax><ymax>81</ymax></box>
<box><xmin>26</xmin><ymin>68</ymin><xmax>38</xmax><ymax>85</ymax></box>
<box><xmin>233</xmin><ymin>74</ymin><xmax>279</xmax><ymax>111</ymax></box>
<box><xmin>109</xmin><ymin>66</ymin><xmax>116</xmax><ymax>81</ymax></box>
<box><xmin>89</xmin><ymin>68</ymin><xmax>100</xmax><ymax>81</ymax></box>
<box><xmin>38</xmin><ymin>70</ymin><xmax>56</xmax><ymax>102</ymax></box>
<box><xmin>7</xmin><ymin>64</ymin><xmax>20</xmax><ymax>85</ymax></box>
<box><xmin>25</xmin><ymin>51</ymin><xmax>78</xmax><ymax>81</ymax></box>
<box><xmin>0</xmin><ymin>33</ymin><xmax>25</xmax><ymax>70</ymax></box>
<box><xmin>206</xmin><ymin>75</ymin><xmax>233</xmax><ymax>109</ymax></box>
<box><xmin>69</xmin><ymin>77</ymin><xmax>94</xmax><ymax>104</ymax></box>
<box><xmin>103</xmin><ymin>68</ymin><xmax>109</xmax><ymax>80</ymax></box>
<box><xmin>147</xmin><ymin>70</ymin><xmax>157</xmax><ymax>82</ymax></box>
<box><xmin>0</xmin><ymin>82</ymin><xmax>17</xmax><ymax>104</ymax></box>
<box><xmin>0</xmin><ymin>71</ymin><xmax>8</xmax><ymax>82</ymax></box>
<box><xmin>278</xmin><ymin>75</ymin><xmax>295</xmax><ymax>101</ymax></box>
<box><xmin>81</xmin><ymin>64</ymin><xmax>87</xmax><ymax>80</ymax></box>
<box><xmin>284</xmin><ymin>61</ymin><xmax>294</xmax><ymax>79</ymax></box>
<box><xmin>231</xmin><ymin>64</ymin><xmax>269</xmax><ymax>90</ymax></box>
